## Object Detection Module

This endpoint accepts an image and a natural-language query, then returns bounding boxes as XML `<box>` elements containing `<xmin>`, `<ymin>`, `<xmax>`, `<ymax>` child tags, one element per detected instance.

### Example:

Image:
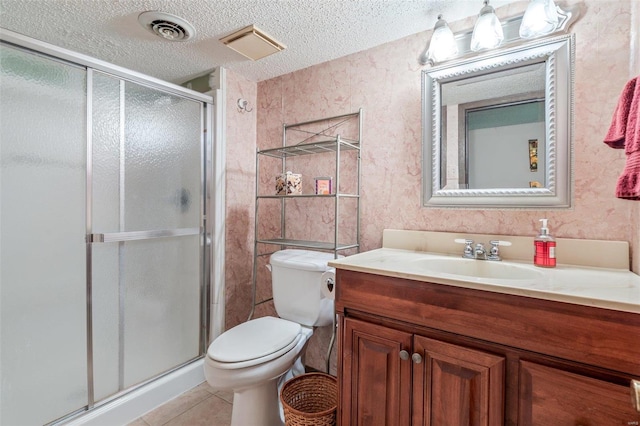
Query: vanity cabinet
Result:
<box><xmin>519</xmin><ymin>361</ymin><xmax>639</xmax><ymax>425</ymax></box>
<box><xmin>413</xmin><ymin>335</ymin><xmax>504</xmax><ymax>426</ymax></box>
<box><xmin>342</xmin><ymin>317</ymin><xmax>504</xmax><ymax>426</ymax></box>
<box><xmin>336</xmin><ymin>269</ymin><xmax>640</xmax><ymax>426</ymax></box>
<box><xmin>342</xmin><ymin>318</ymin><xmax>412</xmax><ymax>425</ymax></box>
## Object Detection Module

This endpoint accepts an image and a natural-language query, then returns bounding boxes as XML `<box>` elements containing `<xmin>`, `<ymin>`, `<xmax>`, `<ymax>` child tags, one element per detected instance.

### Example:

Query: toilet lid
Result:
<box><xmin>208</xmin><ymin>316</ymin><xmax>302</xmax><ymax>363</ymax></box>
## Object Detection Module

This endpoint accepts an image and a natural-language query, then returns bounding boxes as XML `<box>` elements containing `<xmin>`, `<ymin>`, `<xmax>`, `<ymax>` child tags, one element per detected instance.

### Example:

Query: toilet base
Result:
<box><xmin>228</xmin><ymin>353</ymin><xmax>307</xmax><ymax>425</ymax></box>
<box><xmin>205</xmin><ymin>325</ymin><xmax>314</xmax><ymax>426</ymax></box>
<box><xmin>231</xmin><ymin>378</ymin><xmax>283</xmax><ymax>426</ymax></box>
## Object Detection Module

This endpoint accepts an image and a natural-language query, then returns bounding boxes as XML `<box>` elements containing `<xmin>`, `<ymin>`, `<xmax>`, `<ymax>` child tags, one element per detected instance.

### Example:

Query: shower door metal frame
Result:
<box><xmin>0</xmin><ymin>28</ymin><xmax>215</xmax><ymax>422</ymax></box>
<box><xmin>85</xmin><ymin>68</ymin><xmax>211</xmax><ymax>407</ymax></box>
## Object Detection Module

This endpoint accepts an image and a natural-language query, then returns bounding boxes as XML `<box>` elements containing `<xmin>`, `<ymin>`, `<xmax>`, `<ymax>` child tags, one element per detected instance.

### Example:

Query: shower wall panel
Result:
<box><xmin>0</xmin><ymin>44</ymin><xmax>88</xmax><ymax>425</ymax></box>
<box><xmin>1</xmin><ymin>42</ymin><xmax>208</xmax><ymax>424</ymax></box>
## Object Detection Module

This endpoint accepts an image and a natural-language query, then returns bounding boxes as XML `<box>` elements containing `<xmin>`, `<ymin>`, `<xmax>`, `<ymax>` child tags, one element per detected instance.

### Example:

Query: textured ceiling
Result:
<box><xmin>0</xmin><ymin>0</ymin><xmax>513</xmax><ymax>84</ymax></box>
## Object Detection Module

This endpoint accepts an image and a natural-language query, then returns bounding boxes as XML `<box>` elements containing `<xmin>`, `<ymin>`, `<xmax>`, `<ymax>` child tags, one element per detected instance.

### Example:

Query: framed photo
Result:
<box><xmin>314</xmin><ymin>177</ymin><xmax>332</xmax><ymax>195</ymax></box>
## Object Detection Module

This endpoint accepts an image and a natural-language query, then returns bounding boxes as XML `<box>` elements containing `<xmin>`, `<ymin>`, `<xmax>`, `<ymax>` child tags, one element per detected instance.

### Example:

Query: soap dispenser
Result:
<box><xmin>534</xmin><ymin>218</ymin><xmax>556</xmax><ymax>268</ymax></box>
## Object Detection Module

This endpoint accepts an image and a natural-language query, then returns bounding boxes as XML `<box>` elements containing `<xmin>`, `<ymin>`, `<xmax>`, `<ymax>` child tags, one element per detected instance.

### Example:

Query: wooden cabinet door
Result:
<box><xmin>412</xmin><ymin>335</ymin><xmax>505</xmax><ymax>426</ymax></box>
<box><xmin>341</xmin><ymin>317</ymin><xmax>412</xmax><ymax>426</ymax></box>
<box><xmin>519</xmin><ymin>361</ymin><xmax>640</xmax><ymax>426</ymax></box>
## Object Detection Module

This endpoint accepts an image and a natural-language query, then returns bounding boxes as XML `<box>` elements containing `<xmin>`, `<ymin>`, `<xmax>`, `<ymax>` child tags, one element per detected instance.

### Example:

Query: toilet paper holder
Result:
<box><xmin>325</xmin><ymin>276</ymin><xmax>334</xmax><ymax>293</ymax></box>
<box><xmin>321</xmin><ymin>269</ymin><xmax>336</xmax><ymax>300</ymax></box>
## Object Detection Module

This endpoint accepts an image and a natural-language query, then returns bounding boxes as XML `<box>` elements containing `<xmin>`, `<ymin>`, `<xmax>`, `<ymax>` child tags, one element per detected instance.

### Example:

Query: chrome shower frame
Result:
<box><xmin>0</xmin><ymin>28</ymin><xmax>217</xmax><ymax>424</ymax></box>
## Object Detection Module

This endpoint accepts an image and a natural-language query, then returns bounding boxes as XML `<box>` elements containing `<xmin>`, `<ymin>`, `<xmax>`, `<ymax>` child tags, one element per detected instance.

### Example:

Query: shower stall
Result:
<box><xmin>0</xmin><ymin>30</ymin><xmax>216</xmax><ymax>425</ymax></box>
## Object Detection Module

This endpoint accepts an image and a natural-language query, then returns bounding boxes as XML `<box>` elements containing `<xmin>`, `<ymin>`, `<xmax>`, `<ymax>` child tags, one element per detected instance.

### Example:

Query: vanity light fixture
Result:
<box><xmin>421</xmin><ymin>15</ymin><xmax>458</xmax><ymax>65</ymax></box>
<box><xmin>519</xmin><ymin>0</ymin><xmax>560</xmax><ymax>39</ymax></box>
<box><xmin>419</xmin><ymin>0</ymin><xmax>579</xmax><ymax>66</ymax></box>
<box><xmin>470</xmin><ymin>0</ymin><xmax>504</xmax><ymax>51</ymax></box>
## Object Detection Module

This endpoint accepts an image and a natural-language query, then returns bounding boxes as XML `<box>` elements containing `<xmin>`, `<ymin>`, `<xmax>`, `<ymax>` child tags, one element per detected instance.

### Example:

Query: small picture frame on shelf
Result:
<box><xmin>314</xmin><ymin>177</ymin><xmax>332</xmax><ymax>195</ymax></box>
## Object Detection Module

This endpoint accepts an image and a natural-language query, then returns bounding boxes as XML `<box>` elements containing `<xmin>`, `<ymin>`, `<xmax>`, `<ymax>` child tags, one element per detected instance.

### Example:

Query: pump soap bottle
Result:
<box><xmin>534</xmin><ymin>219</ymin><xmax>556</xmax><ymax>268</ymax></box>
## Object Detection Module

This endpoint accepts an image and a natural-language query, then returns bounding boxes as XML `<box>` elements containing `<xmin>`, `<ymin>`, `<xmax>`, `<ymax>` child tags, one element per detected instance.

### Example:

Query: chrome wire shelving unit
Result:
<box><xmin>249</xmin><ymin>110</ymin><xmax>362</xmax><ymax>372</ymax></box>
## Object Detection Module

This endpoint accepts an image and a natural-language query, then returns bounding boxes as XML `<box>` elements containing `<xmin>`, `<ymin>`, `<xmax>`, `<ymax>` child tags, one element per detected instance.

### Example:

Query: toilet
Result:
<box><xmin>204</xmin><ymin>249</ymin><xmax>337</xmax><ymax>426</ymax></box>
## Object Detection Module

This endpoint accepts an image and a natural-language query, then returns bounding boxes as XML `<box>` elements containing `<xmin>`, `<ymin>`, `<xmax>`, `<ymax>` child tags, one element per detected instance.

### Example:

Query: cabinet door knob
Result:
<box><xmin>399</xmin><ymin>350</ymin><xmax>409</xmax><ymax>360</ymax></box>
<box><xmin>412</xmin><ymin>353</ymin><xmax>423</xmax><ymax>364</ymax></box>
<box><xmin>632</xmin><ymin>379</ymin><xmax>640</xmax><ymax>412</ymax></box>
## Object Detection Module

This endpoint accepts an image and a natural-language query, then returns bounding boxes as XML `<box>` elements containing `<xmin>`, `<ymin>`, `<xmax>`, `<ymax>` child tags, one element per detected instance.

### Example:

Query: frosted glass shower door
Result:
<box><xmin>0</xmin><ymin>44</ymin><xmax>88</xmax><ymax>425</ymax></box>
<box><xmin>91</xmin><ymin>72</ymin><xmax>204</xmax><ymax>401</ymax></box>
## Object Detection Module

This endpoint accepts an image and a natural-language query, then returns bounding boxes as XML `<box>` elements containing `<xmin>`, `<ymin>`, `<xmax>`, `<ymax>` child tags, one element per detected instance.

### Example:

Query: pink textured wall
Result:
<box><xmin>224</xmin><ymin>0</ymin><xmax>640</xmax><ymax>371</ymax></box>
<box><xmin>224</xmin><ymin>71</ymin><xmax>257</xmax><ymax>329</ymax></box>
<box><xmin>256</xmin><ymin>0</ymin><xmax>638</xmax><ymax>262</ymax></box>
<box><xmin>631</xmin><ymin>0</ymin><xmax>640</xmax><ymax>282</ymax></box>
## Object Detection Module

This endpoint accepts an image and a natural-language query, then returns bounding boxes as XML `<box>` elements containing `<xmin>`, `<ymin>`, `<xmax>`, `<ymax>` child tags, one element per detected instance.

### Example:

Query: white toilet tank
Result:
<box><xmin>269</xmin><ymin>249</ymin><xmax>340</xmax><ymax>327</ymax></box>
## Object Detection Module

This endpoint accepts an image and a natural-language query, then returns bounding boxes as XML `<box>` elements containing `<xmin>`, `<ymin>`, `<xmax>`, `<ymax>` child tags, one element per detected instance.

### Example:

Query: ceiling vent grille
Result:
<box><xmin>138</xmin><ymin>11</ymin><xmax>195</xmax><ymax>42</ymax></box>
<box><xmin>220</xmin><ymin>25</ymin><xmax>286</xmax><ymax>61</ymax></box>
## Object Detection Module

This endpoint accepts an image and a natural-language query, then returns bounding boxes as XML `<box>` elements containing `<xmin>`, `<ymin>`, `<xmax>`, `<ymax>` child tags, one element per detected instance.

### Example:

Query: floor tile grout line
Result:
<box><xmin>161</xmin><ymin>394</ymin><xmax>232</xmax><ymax>426</ymax></box>
<box><xmin>211</xmin><ymin>393</ymin><xmax>233</xmax><ymax>405</ymax></box>
<box><xmin>138</xmin><ymin>390</ymin><xmax>212</xmax><ymax>426</ymax></box>
<box><xmin>157</xmin><ymin>394</ymin><xmax>219</xmax><ymax>426</ymax></box>
<box><xmin>131</xmin><ymin>386</ymin><xmax>232</xmax><ymax>426</ymax></box>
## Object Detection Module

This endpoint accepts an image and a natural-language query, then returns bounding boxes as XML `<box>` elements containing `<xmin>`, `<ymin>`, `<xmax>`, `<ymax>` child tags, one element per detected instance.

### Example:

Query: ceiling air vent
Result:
<box><xmin>220</xmin><ymin>25</ymin><xmax>286</xmax><ymax>61</ymax></box>
<box><xmin>138</xmin><ymin>11</ymin><xmax>196</xmax><ymax>42</ymax></box>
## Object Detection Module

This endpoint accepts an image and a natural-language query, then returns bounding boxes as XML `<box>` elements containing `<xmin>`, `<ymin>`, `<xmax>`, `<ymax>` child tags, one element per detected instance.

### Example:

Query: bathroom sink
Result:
<box><xmin>409</xmin><ymin>257</ymin><xmax>544</xmax><ymax>282</ymax></box>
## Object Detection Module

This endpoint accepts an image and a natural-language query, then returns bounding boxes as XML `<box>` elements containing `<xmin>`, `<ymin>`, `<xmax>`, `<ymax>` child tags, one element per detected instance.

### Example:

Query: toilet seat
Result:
<box><xmin>207</xmin><ymin>316</ymin><xmax>302</xmax><ymax>370</ymax></box>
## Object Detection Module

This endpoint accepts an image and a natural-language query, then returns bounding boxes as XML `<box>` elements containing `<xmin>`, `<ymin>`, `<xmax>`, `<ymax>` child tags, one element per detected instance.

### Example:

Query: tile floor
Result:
<box><xmin>127</xmin><ymin>382</ymin><xmax>232</xmax><ymax>426</ymax></box>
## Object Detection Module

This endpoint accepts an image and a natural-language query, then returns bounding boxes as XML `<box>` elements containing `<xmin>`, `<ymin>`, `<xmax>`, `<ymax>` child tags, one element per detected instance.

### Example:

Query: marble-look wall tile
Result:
<box><xmin>225</xmin><ymin>70</ymin><xmax>257</xmax><ymax>329</ymax></box>
<box><xmin>257</xmin><ymin>77</ymin><xmax>284</xmax><ymax>150</ymax></box>
<box><xmin>628</xmin><ymin>1</ymin><xmax>639</xmax><ymax>274</ymax></box>
<box><xmin>217</xmin><ymin>0</ymin><xmax>639</xmax><ymax>369</ymax></box>
<box><xmin>281</xmin><ymin>59</ymin><xmax>352</xmax><ymax>125</ymax></box>
<box><xmin>254</xmin><ymin>0</ymin><xmax>640</xmax><ymax>368</ymax></box>
<box><xmin>634</xmin><ymin>205</ymin><xmax>640</xmax><ymax>274</ymax></box>
<box><xmin>259</xmin><ymin>0</ymin><xmax>637</xmax><ymax>250</ymax></box>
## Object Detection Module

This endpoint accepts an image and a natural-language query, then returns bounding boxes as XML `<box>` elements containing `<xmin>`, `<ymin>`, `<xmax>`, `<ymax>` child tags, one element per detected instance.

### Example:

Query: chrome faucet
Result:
<box><xmin>455</xmin><ymin>239</ymin><xmax>511</xmax><ymax>261</ymax></box>
<box><xmin>474</xmin><ymin>243</ymin><xmax>488</xmax><ymax>260</ymax></box>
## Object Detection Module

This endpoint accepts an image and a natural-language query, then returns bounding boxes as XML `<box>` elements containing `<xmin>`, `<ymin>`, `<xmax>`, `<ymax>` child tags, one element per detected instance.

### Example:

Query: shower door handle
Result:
<box><xmin>88</xmin><ymin>227</ymin><xmax>200</xmax><ymax>243</ymax></box>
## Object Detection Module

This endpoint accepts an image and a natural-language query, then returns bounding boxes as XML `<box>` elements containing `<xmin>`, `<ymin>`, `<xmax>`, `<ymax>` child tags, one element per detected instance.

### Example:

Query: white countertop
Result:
<box><xmin>329</xmin><ymin>248</ymin><xmax>640</xmax><ymax>314</ymax></box>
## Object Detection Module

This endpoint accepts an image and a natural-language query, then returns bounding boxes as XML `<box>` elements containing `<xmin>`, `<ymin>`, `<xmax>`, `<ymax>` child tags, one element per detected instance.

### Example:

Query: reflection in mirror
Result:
<box><xmin>422</xmin><ymin>34</ymin><xmax>574</xmax><ymax>208</ymax></box>
<box><xmin>441</xmin><ymin>63</ymin><xmax>546</xmax><ymax>189</ymax></box>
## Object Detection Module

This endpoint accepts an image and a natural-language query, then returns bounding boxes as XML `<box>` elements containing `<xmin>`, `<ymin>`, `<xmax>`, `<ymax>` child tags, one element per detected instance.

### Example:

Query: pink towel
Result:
<box><xmin>616</xmin><ymin>151</ymin><xmax>640</xmax><ymax>200</ymax></box>
<box><xmin>604</xmin><ymin>76</ymin><xmax>640</xmax><ymax>200</ymax></box>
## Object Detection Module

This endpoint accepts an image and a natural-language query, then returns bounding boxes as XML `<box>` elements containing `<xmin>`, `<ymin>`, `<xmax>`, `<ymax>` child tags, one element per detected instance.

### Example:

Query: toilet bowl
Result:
<box><xmin>205</xmin><ymin>317</ymin><xmax>313</xmax><ymax>426</ymax></box>
<box><xmin>204</xmin><ymin>250</ymin><xmax>338</xmax><ymax>426</ymax></box>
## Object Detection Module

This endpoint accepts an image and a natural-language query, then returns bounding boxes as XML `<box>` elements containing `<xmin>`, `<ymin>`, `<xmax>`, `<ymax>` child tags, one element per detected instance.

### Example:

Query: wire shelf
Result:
<box><xmin>257</xmin><ymin>138</ymin><xmax>359</xmax><ymax>159</ymax></box>
<box><xmin>256</xmin><ymin>238</ymin><xmax>358</xmax><ymax>251</ymax></box>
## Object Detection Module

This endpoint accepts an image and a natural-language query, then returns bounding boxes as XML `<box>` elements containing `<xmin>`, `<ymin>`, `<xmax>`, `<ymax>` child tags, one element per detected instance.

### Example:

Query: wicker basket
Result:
<box><xmin>280</xmin><ymin>373</ymin><xmax>338</xmax><ymax>426</ymax></box>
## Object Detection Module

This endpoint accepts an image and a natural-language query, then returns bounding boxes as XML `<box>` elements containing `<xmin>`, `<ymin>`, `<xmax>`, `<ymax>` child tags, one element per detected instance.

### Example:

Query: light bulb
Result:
<box><xmin>427</xmin><ymin>15</ymin><xmax>458</xmax><ymax>63</ymax></box>
<box><xmin>520</xmin><ymin>0</ymin><xmax>559</xmax><ymax>39</ymax></box>
<box><xmin>470</xmin><ymin>0</ymin><xmax>504</xmax><ymax>52</ymax></box>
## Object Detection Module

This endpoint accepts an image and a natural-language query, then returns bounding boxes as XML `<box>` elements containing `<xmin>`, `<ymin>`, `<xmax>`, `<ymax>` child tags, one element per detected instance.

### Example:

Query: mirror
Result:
<box><xmin>422</xmin><ymin>34</ymin><xmax>574</xmax><ymax>208</ymax></box>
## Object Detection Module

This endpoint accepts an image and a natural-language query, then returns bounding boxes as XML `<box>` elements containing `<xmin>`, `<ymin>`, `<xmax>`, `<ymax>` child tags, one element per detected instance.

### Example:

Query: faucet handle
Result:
<box><xmin>455</xmin><ymin>238</ymin><xmax>474</xmax><ymax>245</ymax></box>
<box><xmin>455</xmin><ymin>238</ymin><xmax>474</xmax><ymax>258</ymax></box>
<box><xmin>488</xmin><ymin>240</ymin><xmax>511</xmax><ymax>260</ymax></box>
